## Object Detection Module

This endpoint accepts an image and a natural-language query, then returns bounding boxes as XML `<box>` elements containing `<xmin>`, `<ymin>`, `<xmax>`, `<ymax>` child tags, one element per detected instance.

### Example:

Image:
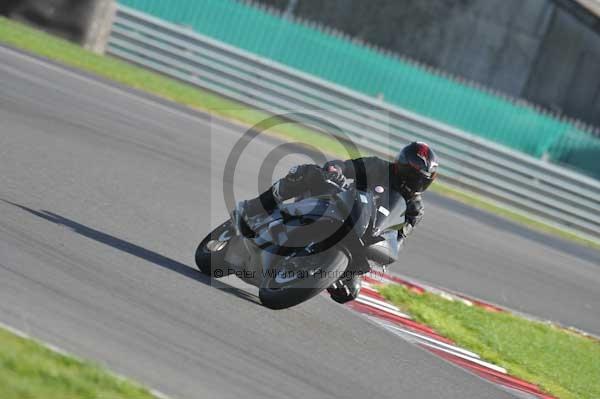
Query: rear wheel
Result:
<box><xmin>195</xmin><ymin>221</ymin><xmax>234</xmax><ymax>277</ymax></box>
<box><xmin>259</xmin><ymin>247</ymin><xmax>349</xmax><ymax>309</ymax></box>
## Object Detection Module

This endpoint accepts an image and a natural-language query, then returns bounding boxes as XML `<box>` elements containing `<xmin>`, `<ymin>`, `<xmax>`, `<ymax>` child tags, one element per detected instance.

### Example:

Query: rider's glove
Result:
<box><xmin>397</xmin><ymin>222</ymin><xmax>413</xmax><ymax>251</ymax></box>
<box><xmin>397</xmin><ymin>232</ymin><xmax>406</xmax><ymax>251</ymax></box>
<box><xmin>323</xmin><ymin>164</ymin><xmax>345</xmax><ymax>186</ymax></box>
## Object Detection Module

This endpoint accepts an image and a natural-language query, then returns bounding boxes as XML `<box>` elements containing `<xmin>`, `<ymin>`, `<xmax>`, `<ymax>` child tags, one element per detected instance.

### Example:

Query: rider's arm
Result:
<box><xmin>401</xmin><ymin>193</ymin><xmax>424</xmax><ymax>238</ymax></box>
<box><xmin>272</xmin><ymin>164</ymin><xmax>326</xmax><ymax>202</ymax></box>
<box><xmin>323</xmin><ymin>159</ymin><xmax>354</xmax><ymax>178</ymax></box>
<box><xmin>324</xmin><ymin>157</ymin><xmax>380</xmax><ymax>182</ymax></box>
<box><xmin>243</xmin><ymin>164</ymin><xmax>326</xmax><ymax>216</ymax></box>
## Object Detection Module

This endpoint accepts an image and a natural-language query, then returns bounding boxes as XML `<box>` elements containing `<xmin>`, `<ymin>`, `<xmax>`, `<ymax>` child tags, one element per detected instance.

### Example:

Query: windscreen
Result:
<box><xmin>373</xmin><ymin>189</ymin><xmax>406</xmax><ymax>234</ymax></box>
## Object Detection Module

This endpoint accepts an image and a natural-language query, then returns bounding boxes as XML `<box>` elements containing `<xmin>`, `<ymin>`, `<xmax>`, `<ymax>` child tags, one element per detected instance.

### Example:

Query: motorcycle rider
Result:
<box><xmin>236</xmin><ymin>142</ymin><xmax>439</xmax><ymax>303</ymax></box>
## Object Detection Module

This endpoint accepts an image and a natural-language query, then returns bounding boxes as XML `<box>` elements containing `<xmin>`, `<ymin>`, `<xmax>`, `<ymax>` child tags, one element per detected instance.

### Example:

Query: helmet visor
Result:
<box><xmin>405</xmin><ymin>169</ymin><xmax>436</xmax><ymax>193</ymax></box>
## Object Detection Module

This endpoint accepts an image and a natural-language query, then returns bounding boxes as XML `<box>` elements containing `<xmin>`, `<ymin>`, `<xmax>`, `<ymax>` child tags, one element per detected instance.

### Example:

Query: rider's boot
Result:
<box><xmin>327</xmin><ymin>274</ymin><xmax>362</xmax><ymax>304</ymax></box>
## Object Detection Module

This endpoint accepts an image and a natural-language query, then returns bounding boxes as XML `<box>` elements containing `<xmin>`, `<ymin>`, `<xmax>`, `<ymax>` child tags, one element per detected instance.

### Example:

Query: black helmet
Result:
<box><xmin>394</xmin><ymin>142</ymin><xmax>439</xmax><ymax>194</ymax></box>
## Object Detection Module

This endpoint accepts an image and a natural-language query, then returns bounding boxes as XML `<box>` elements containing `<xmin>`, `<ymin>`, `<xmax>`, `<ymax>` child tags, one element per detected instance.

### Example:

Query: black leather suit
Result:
<box><xmin>251</xmin><ymin>157</ymin><xmax>424</xmax><ymax>236</ymax></box>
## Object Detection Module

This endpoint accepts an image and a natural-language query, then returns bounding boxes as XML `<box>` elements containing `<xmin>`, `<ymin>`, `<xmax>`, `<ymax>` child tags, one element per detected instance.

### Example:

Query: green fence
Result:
<box><xmin>119</xmin><ymin>0</ymin><xmax>600</xmax><ymax>179</ymax></box>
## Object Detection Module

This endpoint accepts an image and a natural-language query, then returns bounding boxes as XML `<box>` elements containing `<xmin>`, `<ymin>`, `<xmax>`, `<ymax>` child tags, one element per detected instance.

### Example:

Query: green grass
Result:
<box><xmin>0</xmin><ymin>327</ymin><xmax>157</xmax><ymax>399</ymax></box>
<box><xmin>0</xmin><ymin>16</ymin><xmax>598</xmax><ymax>251</ymax></box>
<box><xmin>380</xmin><ymin>285</ymin><xmax>600</xmax><ymax>399</ymax></box>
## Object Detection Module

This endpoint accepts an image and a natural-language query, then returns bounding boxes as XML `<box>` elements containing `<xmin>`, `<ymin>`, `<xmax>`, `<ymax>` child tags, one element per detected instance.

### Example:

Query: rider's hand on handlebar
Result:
<box><xmin>324</xmin><ymin>164</ymin><xmax>345</xmax><ymax>186</ymax></box>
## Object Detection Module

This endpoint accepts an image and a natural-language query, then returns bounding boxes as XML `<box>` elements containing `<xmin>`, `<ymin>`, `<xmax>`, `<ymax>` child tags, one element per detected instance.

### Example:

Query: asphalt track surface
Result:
<box><xmin>0</xmin><ymin>45</ymin><xmax>598</xmax><ymax>398</ymax></box>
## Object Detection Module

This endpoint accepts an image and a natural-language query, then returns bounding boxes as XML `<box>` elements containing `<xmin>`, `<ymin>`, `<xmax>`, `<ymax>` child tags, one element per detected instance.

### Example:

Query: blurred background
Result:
<box><xmin>3</xmin><ymin>0</ymin><xmax>600</xmax><ymax>239</ymax></box>
<box><xmin>3</xmin><ymin>0</ymin><xmax>600</xmax><ymax>178</ymax></box>
<box><xmin>2</xmin><ymin>3</ymin><xmax>600</xmax><ymax>399</ymax></box>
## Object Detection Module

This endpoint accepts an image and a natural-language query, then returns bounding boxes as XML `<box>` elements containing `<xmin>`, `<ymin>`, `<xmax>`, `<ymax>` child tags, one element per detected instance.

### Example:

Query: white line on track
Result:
<box><xmin>355</xmin><ymin>295</ymin><xmax>413</xmax><ymax>319</ymax></box>
<box><xmin>418</xmin><ymin>341</ymin><xmax>507</xmax><ymax>374</ymax></box>
<box><xmin>379</xmin><ymin>322</ymin><xmax>481</xmax><ymax>360</ymax></box>
<box><xmin>356</xmin><ymin>293</ymin><xmax>402</xmax><ymax>312</ymax></box>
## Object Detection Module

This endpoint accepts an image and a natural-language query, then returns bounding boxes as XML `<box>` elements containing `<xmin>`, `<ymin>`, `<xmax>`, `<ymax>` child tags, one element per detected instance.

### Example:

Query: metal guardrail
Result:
<box><xmin>107</xmin><ymin>5</ymin><xmax>600</xmax><ymax>240</ymax></box>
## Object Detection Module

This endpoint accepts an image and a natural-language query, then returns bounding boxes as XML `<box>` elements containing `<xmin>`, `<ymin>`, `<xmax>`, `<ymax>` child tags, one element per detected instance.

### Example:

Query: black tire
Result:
<box><xmin>195</xmin><ymin>220</ymin><xmax>234</xmax><ymax>277</ymax></box>
<box><xmin>259</xmin><ymin>248</ymin><xmax>349</xmax><ymax>310</ymax></box>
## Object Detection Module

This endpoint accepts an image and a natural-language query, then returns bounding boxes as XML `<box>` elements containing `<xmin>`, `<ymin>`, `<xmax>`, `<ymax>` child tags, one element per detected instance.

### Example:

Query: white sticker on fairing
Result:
<box><xmin>378</xmin><ymin>206</ymin><xmax>390</xmax><ymax>216</ymax></box>
<box><xmin>360</xmin><ymin>194</ymin><xmax>368</xmax><ymax>204</ymax></box>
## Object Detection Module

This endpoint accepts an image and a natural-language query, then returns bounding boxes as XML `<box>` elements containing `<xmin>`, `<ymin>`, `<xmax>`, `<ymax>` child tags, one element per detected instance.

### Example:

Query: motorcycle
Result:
<box><xmin>195</xmin><ymin>180</ymin><xmax>406</xmax><ymax>309</ymax></box>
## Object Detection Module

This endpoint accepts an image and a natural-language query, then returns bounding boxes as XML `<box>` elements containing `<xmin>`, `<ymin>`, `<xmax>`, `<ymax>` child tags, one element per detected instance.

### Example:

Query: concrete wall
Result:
<box><xmin>0</xmin><ymin>0</ymin><xmax>116</xmax><ymax>54</ymax></box>
<box><xmin>258</xmin><ymin>0</ymin><xmax>600</xmax><ymax>127</ymax></box>
<box><xmin>524</xmin><ymin>7</ymin><xmax>600</xmax><ymax>125</ymax></box>
<box><xmin>409</xmin><ymin>0</ymin><xmax>600</xmax><ymax>126</ymax></box>
<box><xmin>430</xmin><ymin>0</ymin><xmax>600</xmax><ymax>126</ymax></box>
<box><xmin>422</xmin><ymin>0</ymin><xmax>554</xmax><ymax>97</ymax></box>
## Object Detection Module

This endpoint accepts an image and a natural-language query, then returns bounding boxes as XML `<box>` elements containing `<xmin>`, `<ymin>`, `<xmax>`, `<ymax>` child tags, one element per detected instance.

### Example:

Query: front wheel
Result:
<box><xmin>259</xmin><ymin>247</ymin><xmax>350</xmax><ymax>309</ymax></box>
<box><xmin>195</xmin><ymin>220</ymin><xmax>234</xmax><ymax>277</ymax></box>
